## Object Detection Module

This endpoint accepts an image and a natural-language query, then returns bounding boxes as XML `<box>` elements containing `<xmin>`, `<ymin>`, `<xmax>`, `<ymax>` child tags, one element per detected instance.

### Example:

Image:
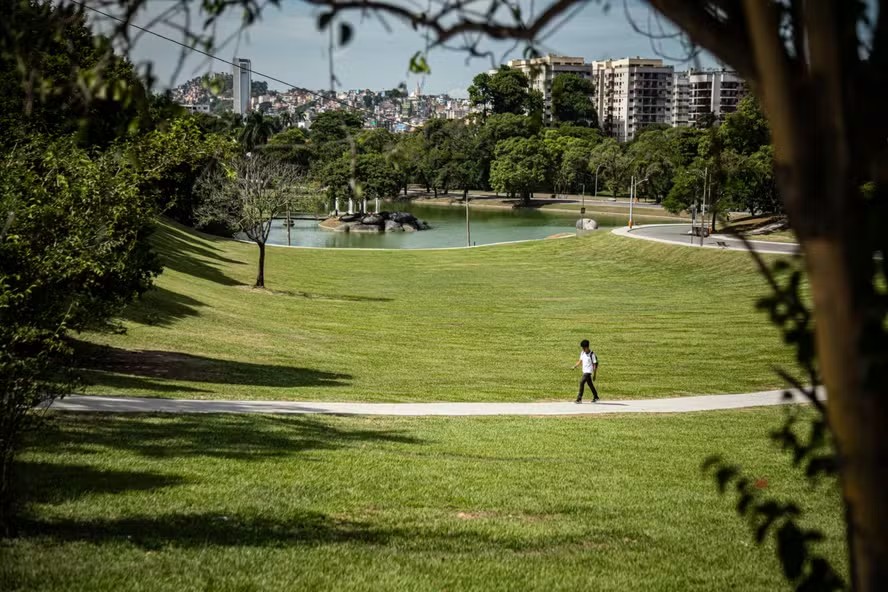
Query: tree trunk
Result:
<box><xmin>804</xmin><ymin>239</ymin><xmax>888</xmax><ymax>590</ymax></box>
<box><xmin>433</xmin><ymin>187</ymin><xmax>438</xmax><ymax>198</ymax></box>
<box><xmin>255</xmin><ymin>242</ymin><xmax>266</xmax><ymax>288</ymax></box>
<box><xmin>784</xmin><ymin>159</ymin><xmax>888</xmax><ymax>591</ymax></box>
<box><xmin>463</xmin><ymin>188</ymin><xmax>468</xmax><ymax>201</ymax></box>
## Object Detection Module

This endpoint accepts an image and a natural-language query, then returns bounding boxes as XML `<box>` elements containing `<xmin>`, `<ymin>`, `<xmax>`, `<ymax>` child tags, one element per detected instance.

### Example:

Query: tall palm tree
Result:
<box><xmin>238</xmin><ymin>111</ymin><xmax>276</xmax><ymax>151</ymax></box>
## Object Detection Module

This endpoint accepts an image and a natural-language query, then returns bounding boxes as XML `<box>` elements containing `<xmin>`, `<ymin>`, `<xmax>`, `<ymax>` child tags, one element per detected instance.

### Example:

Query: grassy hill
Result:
<box><xmin>78</xmin><ymin>220</ymin><xmax>797</xmax><ymax>401</ymax></box>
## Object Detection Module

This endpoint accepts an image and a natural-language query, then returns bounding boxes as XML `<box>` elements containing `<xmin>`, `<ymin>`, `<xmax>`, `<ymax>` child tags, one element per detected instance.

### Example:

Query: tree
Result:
<box><xmin>196</xmin><ymin>154</ymin><xmax>303</xmax><ymax>288</ymax></box>
<box><xmin>722</xmin><ymin>145</ymin><xmax>781</xmax><ymax>216</ymax></box>
<box><xmin>309</xmin><ymin>110</ymin><xmax>363</xmax><ymax>144</ymax></box>
<box><xmin>628</xmin><ymin>129</ymin><xmax>678</xmax><ymax>202</ymax></box>
<box><xmin>662</xmin><ymin>159</ymin><xmax>708</xmax><ymax>216</ymax></box>
<box><xmin>489</xmin><ymin>136</ymin><xmax>550</xmax><ymax>205</ymax></box>
<box><xmin>589</xmin><ymin>138</ymin><xmax>631</xmax><ymax>197</ymax></box>
<box><xmin>544</xmin><ymin>131</ymin><xmax>597</xmax><ymax>195</ymax></box>
<box><xmin>136</xmin><ymin>115</ymin><xmax>237</xmax><ymax>226</ymax></box>
<box><xmin>468</xmin><ymin>66</ymin><xmax>537</xmax><ymax>116</ymax></box>
<box><xmin>0</xmin><ymin>1</ymin><xmax>150</xmax><ymax>149</ymax></box>
<box><xmin>239</xmin><ymin>112</ymin><xmax>278</xmax><ymax>151</ymax></box>
<box><xmin>693</xmin><ymin>111</ymin><xmax>717</xmax><ymax>130</ymax></box>
<box><xmin>551</xmin><ymin>73</ymin><xmax>598</xmax><ymax>128</ymax></box>
<box><xmin>718</xmin><ymin>95</ymin><xmax>771</xmax><ymax>156</ymax></box>
<box><xmin>474</xmin><ymin>113</ymin><xmax>538</xmax><ymax>189</ymax></box>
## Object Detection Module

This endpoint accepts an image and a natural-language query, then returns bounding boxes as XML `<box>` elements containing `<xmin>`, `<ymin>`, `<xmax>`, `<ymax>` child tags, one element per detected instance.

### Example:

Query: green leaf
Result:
<box><xmin>408</xmin><ymin>52</ymin><xmax>431</xmax><ymax>74</ymax></box>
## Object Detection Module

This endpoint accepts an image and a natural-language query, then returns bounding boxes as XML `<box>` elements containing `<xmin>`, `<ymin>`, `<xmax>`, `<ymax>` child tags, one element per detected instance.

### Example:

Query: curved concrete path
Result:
<box><xmin>48</xmin><ymin>388</ymin><xmax>823</xmax><ymax>416</ymax></box>
<box><xmin>612</xmin><ymin>224</ymin><xmax>800</xmax><ymax>256</ymax></box>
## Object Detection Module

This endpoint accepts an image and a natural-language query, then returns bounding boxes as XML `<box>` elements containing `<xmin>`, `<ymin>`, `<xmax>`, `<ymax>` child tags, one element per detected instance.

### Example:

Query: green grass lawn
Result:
<box><xmin>2</xmin><ymin>408</ymin><xmax>845</xmax><ymax>591</ymax></box>
<box><xmin>77</xmin><ymin>221</ymin><xmax>797</xmax><ymax>401</ymax></box>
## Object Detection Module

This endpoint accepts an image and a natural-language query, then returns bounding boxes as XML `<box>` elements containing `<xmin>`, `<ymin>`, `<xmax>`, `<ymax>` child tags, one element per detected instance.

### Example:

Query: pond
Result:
<box><xmin>264</xmin><ymin>202</ymin><xmax>664</xmax><ymax>249</ymax></box>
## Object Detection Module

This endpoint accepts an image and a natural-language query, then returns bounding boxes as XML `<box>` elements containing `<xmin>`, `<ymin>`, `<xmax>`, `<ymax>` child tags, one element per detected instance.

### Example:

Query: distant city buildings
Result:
<box><xmin>168</xmin><ymin>52</ymin><xmax>744</xmax><ymax>140</ymax></box>
<box><xmin>506</xmin><ymin>55</ymin><xmax>595</xmax><ymax>124</ymax></box>
<box><xmin>232</xmin><ymin>57</ymin><xmax>252</xmax><ymax>116</ymax></box>
<box><xmin>179</xmin><ymin>103</ymin><xmax>210</xmax><ymax>115</ymax></box>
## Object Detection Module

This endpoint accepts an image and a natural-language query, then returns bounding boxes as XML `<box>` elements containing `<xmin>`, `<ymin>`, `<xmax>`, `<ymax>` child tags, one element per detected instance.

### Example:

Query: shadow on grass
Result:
<box><xmin>77</xmin><ymin>371</ymin><xmax>212</xmax><ymax>394</ymax></box>
<box><xmin>18</xmin><ymin>509</ymin><xmax>649</xmax><ymax>553</ymax></box>
<box><xmin>74</xmin><ymin>342</ymin><xmax>351</xmax><ymax>389</ymax></box>
<box><xmin>118</xmin><ymin>286</ymin><xmax>206</xmax><ymax>327</ymax></box>
<box><xmin>152</xmin><ymin>222</ymin><xmax>245</xmax><ymax>287</ymax></box>
<box><xmin>16</xmin><ymin>462</ymin><xmax>187</xmax><ymax>504</ymax></box>
<box><xmin>18</xmin><ymin>511</ymin><xmax>388</xmax><ymax>549</ymax></box>
<box><xmin>33</xmin><ymin>414</ymin><xmax>422</xmax><ymax>460</ymax></box>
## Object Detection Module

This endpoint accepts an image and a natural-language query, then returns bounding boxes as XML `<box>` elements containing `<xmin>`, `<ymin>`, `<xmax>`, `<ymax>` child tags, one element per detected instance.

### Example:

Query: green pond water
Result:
<box><xmin>266</xmin><ymin>202</ymin><xmax>672</xmax><ymax>249</ymax></box>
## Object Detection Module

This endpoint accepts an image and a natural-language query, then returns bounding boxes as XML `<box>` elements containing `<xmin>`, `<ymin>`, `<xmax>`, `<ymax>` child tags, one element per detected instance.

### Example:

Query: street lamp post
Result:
<box><xmin>629</xmin><ymin>176</ymin><xmax>649</xmax><ymax>228</ymax></box>
<box><xmin>629</xmin><ymin>176</ymin><xmax>634</xmax><ymax>228</ymax></box>
<box><xmin>689</xmin><ymin>167</ymin><xmax>709</xmax><ymax>246</ymax></box>
<box><xmin>465</xmin><ymin>192</ymin><xmax>471</xmax><ymax>247</ymax></box>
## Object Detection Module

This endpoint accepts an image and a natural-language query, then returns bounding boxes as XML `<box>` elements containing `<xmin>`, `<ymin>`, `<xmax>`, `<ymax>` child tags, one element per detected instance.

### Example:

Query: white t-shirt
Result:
<box><xmin>580</xmin><ymin>350</ymin><xmax>598</xmax><ymax>374</ymax></box>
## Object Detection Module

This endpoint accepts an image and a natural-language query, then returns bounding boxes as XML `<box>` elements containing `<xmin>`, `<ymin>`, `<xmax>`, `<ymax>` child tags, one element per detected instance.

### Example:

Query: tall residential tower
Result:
<box><xmin>232</xmin><ymin>57</ymin><xmax>252</xmax><ymax>116</ymax></box>
<box><xmin>591</xmin><ymin>57</ymin><xmax>674</xmax><ymax>141</ymax></box>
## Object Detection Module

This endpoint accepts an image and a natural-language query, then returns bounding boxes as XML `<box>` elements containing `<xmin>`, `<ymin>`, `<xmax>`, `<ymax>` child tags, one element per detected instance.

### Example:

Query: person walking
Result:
<box><xmin>572</xmin><ymin>339</ymin><xmax>599</xmax><ymax>403</ymax></box>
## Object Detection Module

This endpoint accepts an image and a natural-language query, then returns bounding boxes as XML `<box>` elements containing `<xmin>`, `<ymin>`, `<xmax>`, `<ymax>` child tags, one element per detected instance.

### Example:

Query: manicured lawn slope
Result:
<box><xmin>80</xmin><ymin>221</ymin><xmax>795</xmax><ymax>401</ymax></box>
<box><xmin>4</xmin><ymin>409</ymin><xmax>844</xmax><ymax>591</ymax></box>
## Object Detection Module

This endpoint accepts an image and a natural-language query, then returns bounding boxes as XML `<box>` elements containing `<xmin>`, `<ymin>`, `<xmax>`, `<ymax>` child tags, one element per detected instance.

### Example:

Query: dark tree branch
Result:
<box><xmin>647</xmin><ymin>0</ymin><xmax>757</xmax><ymax>81</ymax></box>
<box><xmin>303</xmin><ymin>0</ymin><xmax>589</xmax><ymax>47</ymax></box>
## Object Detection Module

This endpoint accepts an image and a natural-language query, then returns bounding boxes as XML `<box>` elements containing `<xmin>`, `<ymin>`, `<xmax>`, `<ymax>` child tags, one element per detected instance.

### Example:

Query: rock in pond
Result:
<box><xmin>576</xmin><ymin>218</ymin><xmax>599</xmax><ymax>230</ymax></box>
<box><xmin>339</xmin><ymin>214</ymin><xmax>360</xmax><ymax>222</ymax></box>
<box><xmin>350</xmin><ymin>223</ymin><xmax>383</xmax><ymax>233</ymax></box>
<box><xmin>391</xmin><ymin>212</ymin><xmax>416</xmax><ymax>224</ymax></box>
<box><xmin>384</xmin><ymin>220</ymin><xmax>403</xmax><ymax>232</ymax></box>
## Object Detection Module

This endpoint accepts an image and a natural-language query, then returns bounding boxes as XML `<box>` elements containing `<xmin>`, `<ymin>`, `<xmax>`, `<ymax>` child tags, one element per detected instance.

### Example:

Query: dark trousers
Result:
<box><xmin>577</xmin><ymin>373</ymin><xmax>598</xmax><ymax>401</ymax></box>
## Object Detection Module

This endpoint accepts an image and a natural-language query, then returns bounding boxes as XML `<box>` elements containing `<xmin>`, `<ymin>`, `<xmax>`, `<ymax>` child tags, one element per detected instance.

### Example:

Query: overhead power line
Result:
<box><xmin>70</xmin><ymin>0</ymin><xmax>419</xmax><ymax>129</ymax></box>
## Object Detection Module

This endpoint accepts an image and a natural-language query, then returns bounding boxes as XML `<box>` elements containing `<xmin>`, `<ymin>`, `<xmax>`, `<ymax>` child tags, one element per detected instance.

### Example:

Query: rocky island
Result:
<box><xmin>320</xmin><ymin>211</ymin><xmax>432</xmax><ymax>233</ymax></box>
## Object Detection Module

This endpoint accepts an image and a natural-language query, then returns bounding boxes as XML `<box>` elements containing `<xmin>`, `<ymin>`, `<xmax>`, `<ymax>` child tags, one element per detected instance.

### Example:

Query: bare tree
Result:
<box><xmin>196</xmin><ymin>154</ymin><xmax>304</xmax><ymax>288</ymax></box>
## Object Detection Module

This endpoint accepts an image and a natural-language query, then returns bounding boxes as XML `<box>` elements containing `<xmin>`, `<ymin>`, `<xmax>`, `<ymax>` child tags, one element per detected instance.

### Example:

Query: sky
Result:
<box><xmin>109</xmin><ymin>0</ymin><xmax>720</xmax><ymax>97</ymax></box>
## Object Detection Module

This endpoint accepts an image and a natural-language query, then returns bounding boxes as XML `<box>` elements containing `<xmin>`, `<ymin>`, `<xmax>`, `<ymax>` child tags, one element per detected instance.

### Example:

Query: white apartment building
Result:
<box><xmin>671</xmin><ymin>71</ymin><xmax>690</xmax><ymax>127</ymax></box>
<box><xmin>232</xmin><ymin>57</ymin><xmax>252</xmax><ymax>116</ymax></box>
<box><xmin>671</xmin><ymin>69</ymin><xmax>746</xmax><ymax>127</ymax></box>
<box><xmin>686</xmin><ymin>69</ymin><xmax>745</xmax><ymax>124</ymax></box>
<box><xmin>506</xmin><ymin>55</ymin><xmax>595</xmax><ymax>123</ymax></box>
<box><xmin>592</xmin><ymin>57</ymin><xmax>674</xmax><ymax>142</ymax></box>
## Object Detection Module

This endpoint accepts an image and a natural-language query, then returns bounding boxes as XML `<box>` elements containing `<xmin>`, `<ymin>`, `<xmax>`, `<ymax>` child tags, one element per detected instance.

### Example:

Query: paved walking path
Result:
<box><xmin>48</xmin><ymin>388</ymin><xmax>823</xmax><ymax>416</ymax></box>
<box><xmin>612</xmin><ymin>224</ymin><xmax>800</xmax><ymax>256</ymax></box>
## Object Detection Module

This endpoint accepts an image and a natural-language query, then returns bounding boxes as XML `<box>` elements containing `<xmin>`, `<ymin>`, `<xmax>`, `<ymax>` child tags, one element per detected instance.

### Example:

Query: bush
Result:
<box><xmin>0</xmin><ymin>136</ymin><xmax>160</xmax><ymax>533</ymax></box>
